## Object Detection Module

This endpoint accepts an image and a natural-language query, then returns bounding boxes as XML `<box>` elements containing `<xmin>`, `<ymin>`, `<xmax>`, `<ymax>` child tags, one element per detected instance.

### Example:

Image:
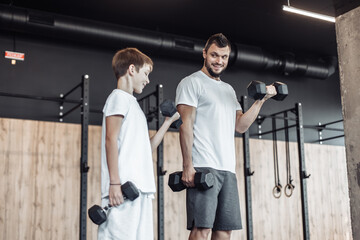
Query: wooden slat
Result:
<box><xmin>87</xmin><ymin>125</ymin><xmax>102</xmax><ymax>240</ymax></box>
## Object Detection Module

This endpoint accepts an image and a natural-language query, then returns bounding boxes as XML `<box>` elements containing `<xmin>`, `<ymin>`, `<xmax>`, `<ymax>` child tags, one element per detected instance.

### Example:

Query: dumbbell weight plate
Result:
<box><xmin>247</xmin><ymin>80</ymin><xmax>266</xmax><ymax>100</ymax></box>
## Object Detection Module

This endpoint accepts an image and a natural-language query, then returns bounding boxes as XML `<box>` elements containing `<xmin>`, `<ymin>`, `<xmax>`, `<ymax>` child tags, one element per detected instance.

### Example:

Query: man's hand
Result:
<box><xmin>182</xmin><ymin>167</ymin><xmax>196</xmax><ymax>188</ymax></box>
<box><xmin>263</xmin><ymin>85</ymin><xmax>277</xmax><ymax>101</ymax></box>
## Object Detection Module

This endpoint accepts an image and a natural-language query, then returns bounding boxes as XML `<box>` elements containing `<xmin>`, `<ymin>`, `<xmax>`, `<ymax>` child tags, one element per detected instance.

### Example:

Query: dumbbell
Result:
<box><xmin>160</xmin><ymin>99</ymin><xmax>183</xmax><ymax>129</ymax></box>
<box><xmin>247</xmin><ymin>80</ymin><xmax>288</xmax><ymax>101</ymax></box>
<box><xmin>88</xmin><ymin>181</ymin><xmax>139</xmax><ymax>225</ymax></box>
<box><xmin>168</xmin><ymin>170</ymin><xmax>214</xmax><ymax>192</ymax></box>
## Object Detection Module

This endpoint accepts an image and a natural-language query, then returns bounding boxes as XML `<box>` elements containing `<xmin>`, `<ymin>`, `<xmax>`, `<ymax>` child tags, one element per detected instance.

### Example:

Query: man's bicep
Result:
<box><xmin>176</xmin><ymin>104</ymin><xmax>196</xmax><ymax>120</ymax></box>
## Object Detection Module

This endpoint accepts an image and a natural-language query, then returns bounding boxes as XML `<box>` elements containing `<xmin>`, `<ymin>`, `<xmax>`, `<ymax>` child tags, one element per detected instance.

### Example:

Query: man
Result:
<box><xmin>175</xmin><ymin>33</ymin><xmax>276</xmax><ymax>240</ymax></box>
<box><xmin>98</xmin><ymin>48</ymin><xmax>179</xmax><ymax>240</ymax></box>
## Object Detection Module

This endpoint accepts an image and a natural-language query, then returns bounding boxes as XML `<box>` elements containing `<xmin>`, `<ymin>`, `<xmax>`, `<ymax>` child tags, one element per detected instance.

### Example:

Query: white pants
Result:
<box><xmin>98</xmin><ymin>193</ymin><xmax>154</xmax><ymax>240</ymax></box>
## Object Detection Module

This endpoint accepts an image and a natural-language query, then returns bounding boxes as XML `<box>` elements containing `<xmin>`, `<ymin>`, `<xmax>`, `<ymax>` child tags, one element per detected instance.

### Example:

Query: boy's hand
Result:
<box><xmin>168</xmin><ymin>112</ymin><xmax>180</xmax><ymax>122</ymax></box>
<box><xmin>109</xmin><ymin>185</ymin><xmax>125</xmax><ymax>206</ymax></box>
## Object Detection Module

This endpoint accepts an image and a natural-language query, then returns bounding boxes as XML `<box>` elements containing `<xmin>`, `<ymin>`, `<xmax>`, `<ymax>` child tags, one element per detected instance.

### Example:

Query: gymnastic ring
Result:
<box><xmin>272</xmin><ymin>185</ymin><xmax>282</xmax><ymax>199</ymax></box>
<box><xmin>284</xmin><ymin>183</ymin><xmax>294</xmax><ymax>197</ymax></box>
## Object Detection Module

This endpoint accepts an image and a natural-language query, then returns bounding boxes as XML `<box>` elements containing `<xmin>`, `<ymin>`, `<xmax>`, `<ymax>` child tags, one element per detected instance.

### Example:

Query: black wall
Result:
<box><xmin>0</xmin><ymin>31</ymin><xmax>344</xmax><ymax>145</ymax></box>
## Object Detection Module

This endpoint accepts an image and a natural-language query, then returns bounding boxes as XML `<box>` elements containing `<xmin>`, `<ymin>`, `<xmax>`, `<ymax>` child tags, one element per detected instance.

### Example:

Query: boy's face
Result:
<box><xmin>132</xmin><ymin>64</ymin><xmax>152</xmax><ymax>94</ymax></box>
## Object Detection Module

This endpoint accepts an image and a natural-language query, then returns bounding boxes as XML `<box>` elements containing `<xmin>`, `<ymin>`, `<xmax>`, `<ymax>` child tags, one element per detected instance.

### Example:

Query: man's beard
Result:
<box><xmin>205</xmin><ymin>61</ymin><xmax>226</xmax><ymax>78</ymax></box>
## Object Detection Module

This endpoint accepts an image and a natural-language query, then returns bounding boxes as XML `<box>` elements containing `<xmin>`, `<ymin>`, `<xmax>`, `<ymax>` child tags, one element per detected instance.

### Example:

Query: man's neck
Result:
<box><xmin>201</xmin><ymin>66</ymin><xmax>220</xmax><ymax>81</ymax></box>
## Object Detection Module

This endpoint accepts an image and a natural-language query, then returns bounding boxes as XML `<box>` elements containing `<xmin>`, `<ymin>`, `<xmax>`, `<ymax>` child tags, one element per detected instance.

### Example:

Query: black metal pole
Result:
<box><xmin>295</xmin><ymin>103</ymin><xmax>310</xmax><ymax>240</ymax></box>
<box><xmin>79</xmin><ymin>75</ymin><xmax>90</xmax><ymax>240</ymax></box>
<box><xmin>156</xmin><ymin>84</ymin><xmax>165</xmax><ymax>240</ymax></box>
<box><xmin>61</xmin><ymin>82</ymin><xmax>82</xmax><ymax>99</ymax></box>
<box><xmin>311</xmin><ymin>134</ymin><xmax>345</xmax><ymax>143</ymax></box>
<box><xmin>0</xmin><ymin>91</ymin><xmax>81</xmax><ymax>104</ymax></box>
<box><xmin>241</xmin><ymin>96</ymin><xmax>254</xmax><ymax>240</ymax></box>
<box><xmin>250</xmin><ymin>124</ymin><xmax>297</xmax><ymax>137</ymax></box>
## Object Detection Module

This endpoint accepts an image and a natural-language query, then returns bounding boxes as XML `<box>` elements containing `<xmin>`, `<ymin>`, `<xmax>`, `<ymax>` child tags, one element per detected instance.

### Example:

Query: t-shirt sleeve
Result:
<box><xmin>103</xmin><ymin>92</ymin><xmax>130</xmax><ymax>117</ymax></box>
<box><xmin>175</xmin><ymin>77</ymin><xmax>200</xmax><ymax>108</ymax></box>
<box><xmin>233</xmin><ymin>89</ymin><xmax>242</xmax><ymax>111</ymax></box>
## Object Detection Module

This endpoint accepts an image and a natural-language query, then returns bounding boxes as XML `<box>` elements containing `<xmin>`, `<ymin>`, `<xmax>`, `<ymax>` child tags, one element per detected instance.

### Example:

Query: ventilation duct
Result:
<box><xmin>0</xmin><ymin>4</ymin><xmax>336</xmax><ymax>79</ymax></box>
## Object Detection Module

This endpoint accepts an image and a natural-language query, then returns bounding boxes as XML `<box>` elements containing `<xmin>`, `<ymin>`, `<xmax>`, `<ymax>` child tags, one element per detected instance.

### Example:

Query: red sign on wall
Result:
<box><xmin>4</xmin><ymin>51</ymin><xmax>25</xmax><ymax>61</ymax></box>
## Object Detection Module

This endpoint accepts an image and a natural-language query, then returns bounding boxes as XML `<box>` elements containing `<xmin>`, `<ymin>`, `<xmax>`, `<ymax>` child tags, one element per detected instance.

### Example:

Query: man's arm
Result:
<box><xmin>105</xmin><ymin>115</ymin><xmax>124</xmax><ymax>206</ymax></box>
<box><xmin>149</xmin><ymin>112</ymin><xmax>180</xmax><ymax>152</ymax></box>
<box><xmin>235</xmin><ymin>85</ymin><xmax>277</xmax><ymax>133</ymax></box>
<box><xmin>177</xmin><ymin>104</ymin><xmax>196</xmax><ymax>188</ymax></box>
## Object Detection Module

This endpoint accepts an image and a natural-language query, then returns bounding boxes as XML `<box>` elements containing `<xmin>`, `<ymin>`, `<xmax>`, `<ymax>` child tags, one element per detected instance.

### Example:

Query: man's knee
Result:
<box><xmin>211</xmin><ymin>230</ymin><xmax>232</xmax><ymax>240</ymax></box>
<box><xmin>189</xmin><ymin>227</ymin><xmax>211</xmax><ymax>240</ymax></box>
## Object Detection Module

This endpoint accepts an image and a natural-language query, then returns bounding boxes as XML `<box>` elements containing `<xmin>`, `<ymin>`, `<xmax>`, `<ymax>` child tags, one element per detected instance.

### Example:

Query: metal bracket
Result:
<box><xmin>302</xmin><ymin>171</ymin><xmax>311</xmax><ymax>179</ymax></box>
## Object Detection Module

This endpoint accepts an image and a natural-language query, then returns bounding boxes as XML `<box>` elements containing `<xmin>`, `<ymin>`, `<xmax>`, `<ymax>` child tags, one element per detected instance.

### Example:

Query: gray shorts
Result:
<box><xmin>186</xmin><ymin>167</ymin><xmax>242</xmax><ymax>231</ymax></box>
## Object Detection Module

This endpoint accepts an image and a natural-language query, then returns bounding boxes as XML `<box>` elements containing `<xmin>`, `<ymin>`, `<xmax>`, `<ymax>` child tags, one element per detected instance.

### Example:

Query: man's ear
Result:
<box><xmin>202</xmin><ymin>48</ymin><xmax>206</xmax><ymax>59</ymax></box>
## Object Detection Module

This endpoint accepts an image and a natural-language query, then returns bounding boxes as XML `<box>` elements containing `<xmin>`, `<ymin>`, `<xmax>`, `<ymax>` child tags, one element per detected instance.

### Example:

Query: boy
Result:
<box><xmin>98</xmin><ymin>48</ymin><xmax>179</xmax><ymax>240</ymax></box>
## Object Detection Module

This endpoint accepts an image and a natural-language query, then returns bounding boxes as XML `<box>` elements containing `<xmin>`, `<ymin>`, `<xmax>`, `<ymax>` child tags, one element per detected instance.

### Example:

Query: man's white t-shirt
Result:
<box><xmin>101</xmin><ymin>89</ymin><xmax>156</xmax><ymax>198</ymax></box>
<box><xmin>175</xmin><ymin>70</ymin><xmax>242</xmax><ymax>173</ymax></box>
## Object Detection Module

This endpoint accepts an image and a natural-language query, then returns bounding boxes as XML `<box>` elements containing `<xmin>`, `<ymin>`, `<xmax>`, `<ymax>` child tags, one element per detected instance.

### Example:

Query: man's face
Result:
<box><xmin>133</xmin><ymin>64</ymin><xmax>152</xmax><ymax>94</ymax></box>
<box><xmin>203</xmin><ymin>44</ymin><xmax>230</xmax><ymax>79</ymax></box>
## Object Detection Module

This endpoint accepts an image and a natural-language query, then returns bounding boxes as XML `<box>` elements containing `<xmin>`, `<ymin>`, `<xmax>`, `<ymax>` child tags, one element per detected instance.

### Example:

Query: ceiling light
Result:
<box><xmin>282</xmin><ymin>3</ymin><xmax>335</xmax><ymax>23</ymax></box>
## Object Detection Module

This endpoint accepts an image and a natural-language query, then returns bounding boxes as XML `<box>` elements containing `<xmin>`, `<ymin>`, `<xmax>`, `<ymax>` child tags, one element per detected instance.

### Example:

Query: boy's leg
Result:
<box><xmin>98</xmin><ymin>195</ymin><xmax>143</xmax><ymax>240</ymax></box>
<box><xmin>136</xmin><ymin>194</ymin><xmax>154</xmax><ymax>240</ymax></box>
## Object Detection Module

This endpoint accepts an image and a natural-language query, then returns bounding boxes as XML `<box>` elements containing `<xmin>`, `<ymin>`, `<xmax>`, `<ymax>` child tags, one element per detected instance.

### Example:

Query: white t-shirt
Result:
<box><xmin>175</xmin><ymin>70</ymin><xmax>242</xmax><ymax>173</ymax></box>
<box><xmin>101</xmin><ymin>89</ymin><xmax>156</xmax><ymax>198</ymax></box>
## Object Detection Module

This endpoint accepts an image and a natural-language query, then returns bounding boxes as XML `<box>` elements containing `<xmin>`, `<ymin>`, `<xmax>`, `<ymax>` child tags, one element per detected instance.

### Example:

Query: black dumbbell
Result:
<box><xmin>88</xmin><ymin>181</ymin><xmax>139</xmax><ymax>225</ymax></box>
<box><xmin>160</xmin><ymin>99</ymin><xmax>183</xmax><ymax>129</ymax></box>
<box><xmin>247</xmin><ymin>80</ymin><xmax>288</xmax><ymax>101</ymax></box>
<box><xmin>168</xmin><ymin>170</ymin><xmax>214</xmax><ymax>192</ymax></box>
<box><xmin>247</xmin><ymin>80</ymin><xmax>266</xmax><ymax>100</ymax></box>
<box><xmin>271</xmin><ymin>82</ymin><xmax>288</xmax><ymax>101</ymax></box>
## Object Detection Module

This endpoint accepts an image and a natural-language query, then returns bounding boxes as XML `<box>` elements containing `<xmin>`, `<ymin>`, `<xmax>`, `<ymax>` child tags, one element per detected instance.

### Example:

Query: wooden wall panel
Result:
<box><xmin>0</xmin><ymin>118</ymin><xmax>352</xmax><ymax>240</ymax></box>
<box><xmin>0</xmin><ymin>118</ymin><xmax>81</xmax><ymax>240</ymax></box>
<box><xmin>87</xmin><ymin>125</ymin><xmax>102</xmax><ymax>240</ymax></box>
<box><xmin>306</xmin><ymin>143</ymin><xmax>352</xmax><ymax>240</ymax></box>
<box><xmin>250</xmin><ymin>138</ymin><xmax>303</xmax><ymax>240</ymax></box>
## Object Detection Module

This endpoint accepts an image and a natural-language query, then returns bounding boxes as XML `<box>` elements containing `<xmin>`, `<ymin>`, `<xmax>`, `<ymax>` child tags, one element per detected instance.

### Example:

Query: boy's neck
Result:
<box><xmin>117</xmin><ymin>76</ymin><xmax>134</xmax><ymax>95</ymax></box>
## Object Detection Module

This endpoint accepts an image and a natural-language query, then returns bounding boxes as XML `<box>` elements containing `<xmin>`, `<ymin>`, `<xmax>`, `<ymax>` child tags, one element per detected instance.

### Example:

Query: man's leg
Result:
<box><xmin>211</xmin><ymin>230</ymin><xmax>232</xmax><ymax>240</ymax></box>
<box><xmin>189</xmin><ymin>227</ymin><xmax>211</xmax><ymax>240</ymax></box>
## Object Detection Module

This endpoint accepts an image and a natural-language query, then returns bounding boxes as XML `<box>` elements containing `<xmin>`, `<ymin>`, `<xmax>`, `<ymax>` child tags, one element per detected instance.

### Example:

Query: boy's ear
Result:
<box><xmin>128</xmin><ymin>64</ymin><xmax>136</xmax><ymax>76</ymax></box>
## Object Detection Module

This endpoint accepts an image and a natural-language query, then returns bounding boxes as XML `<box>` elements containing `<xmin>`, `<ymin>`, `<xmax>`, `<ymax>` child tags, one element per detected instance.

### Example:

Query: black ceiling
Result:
<box><xmin>2</xmin><ymin>0</ymin><xmax>359</xmax><ymax>58</ymax></box>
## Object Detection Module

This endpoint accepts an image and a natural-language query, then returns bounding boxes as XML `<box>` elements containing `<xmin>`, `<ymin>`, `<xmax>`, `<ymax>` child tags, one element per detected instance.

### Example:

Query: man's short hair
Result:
<box><xmin>112</xmin><ymin>48</ymin><xmax>153</xmax><ymax>80</ymax></box>
<box><xmin>204</xmin><ymin>33</ymin><xmax>231</xmax><ymax>53</ymax></box>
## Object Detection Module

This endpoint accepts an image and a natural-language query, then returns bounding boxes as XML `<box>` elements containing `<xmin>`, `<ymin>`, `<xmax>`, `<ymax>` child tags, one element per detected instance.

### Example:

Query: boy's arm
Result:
<box><xmin>105</xmin><ymin>115</ymin><xmax>125</xmax><ymax>206</ymax></box>
<box><xmin>177</xmin><ymin>104</ymin><xmax>196</xmax><ymax>188</ymax></box>
<box><xmin>149</xmin><ymin>112</ymin><xmax>180</xmax><ymax>152</ymax></box>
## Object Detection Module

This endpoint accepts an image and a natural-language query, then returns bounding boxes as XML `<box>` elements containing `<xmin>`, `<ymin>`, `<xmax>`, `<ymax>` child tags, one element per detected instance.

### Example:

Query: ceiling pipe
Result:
<box><xmin>0</xmin><ymin>4</ymin><xmax>336</xmax><ymax>79</ymax></box>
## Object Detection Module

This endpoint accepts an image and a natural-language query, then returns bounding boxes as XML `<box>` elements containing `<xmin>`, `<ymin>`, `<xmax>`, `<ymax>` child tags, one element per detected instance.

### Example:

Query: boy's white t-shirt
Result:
<box><xmin>175</xmin><ymin>70</ymin><xmax>242</xmax><ymax>173</ymax></box>
<box><xmin>101</xmin><ymin>89</ymin><xmax>156</xmax><ymax>198</ymax></box>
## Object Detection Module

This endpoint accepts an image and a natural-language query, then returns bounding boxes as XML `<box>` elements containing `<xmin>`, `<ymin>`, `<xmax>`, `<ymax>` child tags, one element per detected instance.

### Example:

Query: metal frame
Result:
<box><xmin>295</xmin><ymin>103</ymin><xmax>310</xmax><ymax>240</ymax></box>
<box><xmin>248</xmin><ymin>102</ymin><xmax>310</xmax><ymax>240</ymax></box>
<box><xmin>0</xmin><ymin>75</ymin><xmax>91</xmax><ymax>240</ymax></box>
<box><xmin>240</xmin><ymin>96</ymin><xmax>254</xmax><ymax>240</ymax></box>
<box><xmin>304</xmin><ymin>119</ymin><xmax>344</xmax><ymax>144</ymax></box>
<box><xmin>137</xmin><ymin>84</ymin><xmax>165</xmax><ymax>240</ymax></box>
<box><xmin>79</xmin><ymin>75</ymin><xmax>90</xmax><ymax>240</ymax></box>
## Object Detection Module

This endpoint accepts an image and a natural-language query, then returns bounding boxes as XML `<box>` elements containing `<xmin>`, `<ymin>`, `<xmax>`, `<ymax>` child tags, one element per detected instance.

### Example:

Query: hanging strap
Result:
<box><xmin>272</xmin><ymin>117</ymin><xmax>282</xmax><ymax>198</ymax></box>
<box><xmin>284</xmin><ymin>112</ymin><xmax>295</xmax><ymax>197</ymax></box>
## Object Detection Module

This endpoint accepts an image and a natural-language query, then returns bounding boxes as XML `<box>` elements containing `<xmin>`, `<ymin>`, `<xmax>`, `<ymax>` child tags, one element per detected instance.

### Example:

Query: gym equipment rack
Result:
<box><xmin>241</xmin><ymin>101</ymin><xmax>310</xmax><ymax>240</ymax></box>
<box><xmin>0</xmin><ymin>75</ymin><xmax>90</xmax><ymax>240</ymax></box>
